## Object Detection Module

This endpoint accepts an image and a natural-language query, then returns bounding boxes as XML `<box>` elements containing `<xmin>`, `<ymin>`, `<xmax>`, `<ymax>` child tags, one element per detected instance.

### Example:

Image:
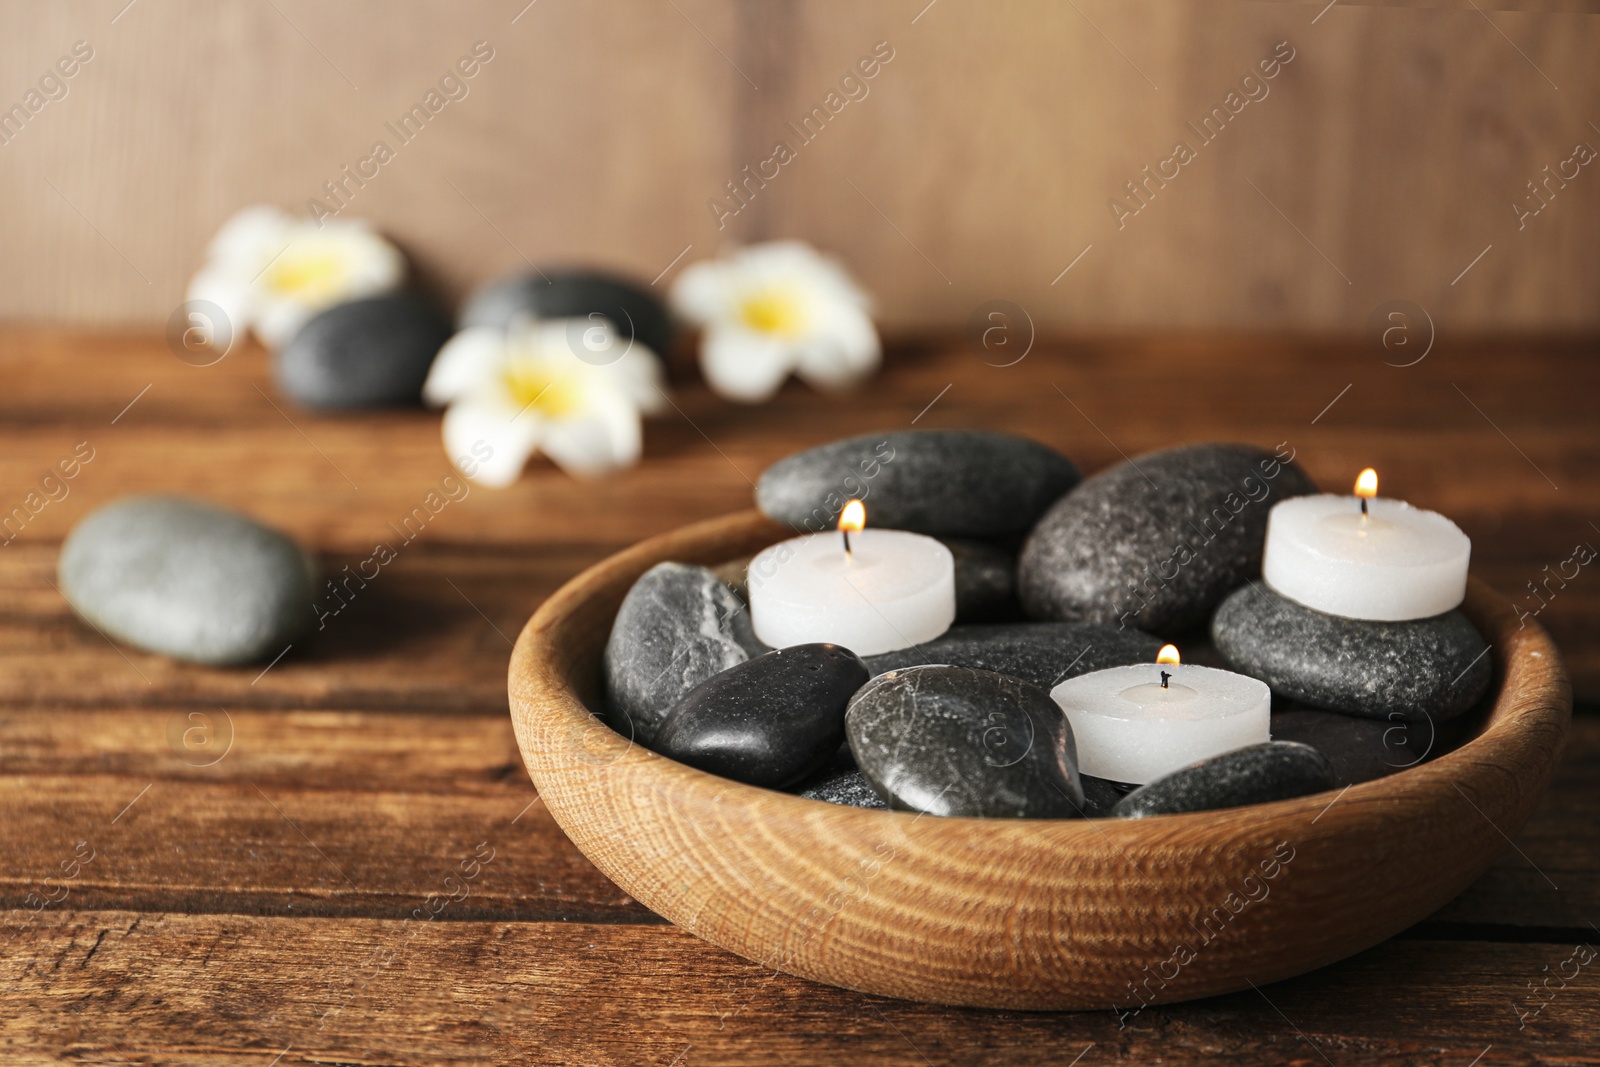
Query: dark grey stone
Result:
<box><xmin>756</xmin><ymin>430</ymin><xmax>1080</xmax><ymax>538</ymax></box>
<box><xmin>862</xmin><ymin>622</ymin><xmax>1163</xmax><ymax>691</ymax></box>
<box><xmin>459</xmin><ymin>270</ymin><xmax>673</xmax><ymax>357</ymax></box>
<box><xmin>1211</xmin><ymin>583</ymin><xmax>1492</xmax><ymax>722</ymax></box>
<box><xmin>603</xmin><ymin>562</ymin><xmax>767</xmax><ymax>746</ymax></box>
<box><xmin>797</xmin><ymin>748</ymin><xmax>889</xmax><ymax>809</ymax></box>
<box><xmin>1111</xmin><ymin>742</ymin><xmax>1335</xmax><ymax>818</ymax></box>
<box><xmin>656</xmin><ymin>644</ymin><xmax>867</xmax><ymax>789</ymax></box>
<box><xmin>943</xmin><ymin>538</ymin><xmax>1020</xmax><ymax>622</ymax></box>
<box><xmin>1271</xmin><ymin>707</ymin><xmax>1429</xmax><ymax>787</ymax></box>
<box><xmin>845</xmin><ymin>665</ymin><xmax>1085</xmax><ymax>818</ymax></box>
<box><xmin>274</xmin><ymin>294</ymin><xmax>452</xmax><ymax>408</ymax></box>
<box><xmin>1018</xmin><ymin>442</ymin><xmax>1316</xmax><ymax>634</ymax></box>
<box><xmin>58</xmin><ymin>495</ymin><xmax>317</xmax><ymax>666</ymax></box>
<box><xmin>1080</xmin><ymin>774</ymin><xmax>1136</xmax><ymax>818</ymax></box>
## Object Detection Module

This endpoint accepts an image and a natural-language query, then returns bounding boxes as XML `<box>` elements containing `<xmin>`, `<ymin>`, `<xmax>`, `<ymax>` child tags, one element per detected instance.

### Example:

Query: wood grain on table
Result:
<box><xmin>2</xmin><ymin>330</ymin><xmax>1596</xmax><ymax>1064</ymax></box>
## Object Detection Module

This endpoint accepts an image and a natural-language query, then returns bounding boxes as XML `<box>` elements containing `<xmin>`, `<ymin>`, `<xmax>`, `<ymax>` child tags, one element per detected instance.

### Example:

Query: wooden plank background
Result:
<box><xmin>0</xmin><ymin>0</ymin><xmax>1597</xmax><ymax>330</ymax></box>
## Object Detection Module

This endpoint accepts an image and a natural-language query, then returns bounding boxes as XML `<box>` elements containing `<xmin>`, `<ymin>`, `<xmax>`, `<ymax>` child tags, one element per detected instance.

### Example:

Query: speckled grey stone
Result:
<box><xmin>845</xmin><ymin>665</ymin><xmax>1085</xmax><ymax>818</ymax></box>
<box><xmin>459</xmin><ymin>270</ymin><xmax>673</xmax><ymax>357</ymax></box>
<box><xmin>797</xmin><ymin>745</ymin><xmax>889</xmax><ymax>809</ymax></box>
<box><xmin>1018</xmin><ymin>443</ymin><xmax>1316</xmax><ymax>634</ymax></box>
<box><xmin>1211</xmin><ymin>583</ymin><xmax>1491</xmax><ymax>722</ymax></box>
<box><xmin>943</xmin><ymin>539</ymin><xmax>1020</xmax><ymax>621</ymax></box>
<box><xmin>603</xmin><ymin>562</ymin><xmax>768</xmax><ymax>746</ymax></box>
<box><xmin>862</xmin><ymin>622</ymin><xmax>1163</xmax><ymax>691</ymax></box>
<box><xmin>656</xmin><ymin>644</ymin><xmax>867</xmax><ymax>788</ymax></box>
<box><xmin>58</xmin><ymin>495</ymin><xmax>317</xmax><ymax>666</ymax></box>
<box><xmin>1111</xmin><ymin>742</ymin><xmax>1335</xmax><ymax>818</ymax></box>
<box><xmin>757</xmin><ymin>430</ymin><xmax>1080</xmax><ymax>538</ymax></box>
<box><xmin>275</xmin><ymin>294</ymin><xmax>452</xmax><ymax>409</ymax></box>
<box><xmin>1271</xmin><ymin>708</ymin><xmax>1429</xmax><ymax>787</ymax></box>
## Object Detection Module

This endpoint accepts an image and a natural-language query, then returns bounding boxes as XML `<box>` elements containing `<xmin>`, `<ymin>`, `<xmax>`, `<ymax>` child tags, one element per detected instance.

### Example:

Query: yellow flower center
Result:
<box><xmin>503</xmin><ymin>360</ymin><xmax>584</xmax><ymax>418</ymax></box>
<box><xmin>738</xmin><ymin>288</ymin><xmax>806</xmax><ymax>337</ymax></box>
<box><xmin>264</xmin><ymin>249</ymin><xmax>349</xmax><ymax>302</ymax></box>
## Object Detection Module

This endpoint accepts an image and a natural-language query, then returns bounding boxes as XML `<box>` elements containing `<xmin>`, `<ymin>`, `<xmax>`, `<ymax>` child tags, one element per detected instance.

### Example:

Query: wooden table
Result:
<box><xmin>3</xmin><ymin>329</ymin><xmax>1596</xmax><ymax>1065</ymax></box>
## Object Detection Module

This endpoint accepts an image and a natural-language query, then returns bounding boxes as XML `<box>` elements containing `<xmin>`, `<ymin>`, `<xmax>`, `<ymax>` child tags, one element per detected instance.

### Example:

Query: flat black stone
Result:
<box><xmin>756</xmin><ymin>430</ymin><xmax>1080</xmax><ymax>538</ymax></box>
<box><xmin>845</xmin><ymin>665</ymin><xmax>1085</xmax><ymax>818</ymax></box>
<box><xmin>274</xmin><ymin>294</ymin><xmax>452</xmax><ymax>409</ymax></box>
<box><xmin>1018</xmin><ymin>442</ymin><xmax>1316</xmax><ymax>634</ymax></box>
<box><xmin>1211</xmin><ymin>583</ymin><xmax>1492</xmax><ymax>722</ymax></box>
<box><xmin>602</xmin><ymin>562</ymin><xmax>767</xmax><ymax>746</ymax></box>
<box><xmin>656</xmin><ymin>644</ymin><xmax>868</xmax><ymax>789</ymax></box>
<box><xmin>943</xmin><ymin>539</ymin><xmax>1020</xmax><ymax>622</ymax></box>
<box><xmin>458</xmin><ymin>270</ymin><xmax>673</xmax><ymax>358</ymax></box>
<box><xmin>862</xmin><ymin>622</ymin><xmax>1162</xmax><ymax>691</ymax></box>
<box><xmin>1110</xmin><ymin>742</ymin><xmax>1335</xmax><ymax>818</ymax></box>
<box><xmin>1271</xmin><ymin>707</ymin><xmax>1429</xmax><ymax>787</ymax></box>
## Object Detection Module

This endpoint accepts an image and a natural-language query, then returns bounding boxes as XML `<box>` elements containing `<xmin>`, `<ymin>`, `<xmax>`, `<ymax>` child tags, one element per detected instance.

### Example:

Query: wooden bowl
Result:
<box><xmin>508</xmin><ymin>510</ymin><xmax>1571</xmax><ymax>1010</ymax></box>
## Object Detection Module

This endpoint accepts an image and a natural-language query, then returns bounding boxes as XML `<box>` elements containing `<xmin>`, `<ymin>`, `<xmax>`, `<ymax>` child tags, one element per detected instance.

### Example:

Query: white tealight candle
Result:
<box><xmin>748</xmin><ymin>500</ymin><xmax>956</xmax><ymax>656</ymax></box>
<box><xmin>1050</xmin><ymin>646</ymin><xmax>1270</xmax><ymax>784</ymax></box>
<box><xmin>1262</xmin><ymin>468</ymin><xmax>1470</xmax><ymax>621</ymax></box>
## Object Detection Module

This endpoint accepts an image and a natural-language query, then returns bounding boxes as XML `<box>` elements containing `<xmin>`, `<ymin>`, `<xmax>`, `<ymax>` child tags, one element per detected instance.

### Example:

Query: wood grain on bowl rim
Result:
<box><xmin>507</xmin><ymin>510</ymin><xmax>1572</xmax><ymax>1011</ymax></box>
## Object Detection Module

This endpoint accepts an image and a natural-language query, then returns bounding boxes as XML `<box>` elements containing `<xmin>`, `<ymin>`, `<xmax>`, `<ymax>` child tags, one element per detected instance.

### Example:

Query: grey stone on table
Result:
<box><xmin>1018</xmin><ymin>442</ymin><xmax>1317</xmax><ymax>634</ymax></box>
<box><xmin>1211</xmin><ymin>582</ymin><xmax>1492</xmax><ymax>722</ymax></box>
<box><xmin>1111</xmin><ymin>741</ymin><xmax>1335</xmax><ymax>818</ymax></box>
<box><xmin>862</xmin><ymin>622</ymin><xmax>1162</xmax><ymax>691</ymax></box>
<box><xmin>756</xmin><ymin>430</ymin><xmax>1080</xmax><ymax>538</ymax></box>
<box><xmin>459</xmin><ymin>269</ymin><xmax>674</xmax><ymax>358</ymax></box>
<box><xmin>603</xmin><ymin>562</ymin><xmax>768</xmax><ymax>747</ymax></box>
<box><xmin>275</xmin><ymin>293</ymin><xmax>452</xmax><ymax>408</ymax></box>
<box><xmin>58</xmin><ymin>495</ymin><xmax>317</xmax><ymax>666</ymax></box>
<box><xmin>845</xmin><ymin>665</ymin><xmax>1086</xmax><ymax>819</ymax></box>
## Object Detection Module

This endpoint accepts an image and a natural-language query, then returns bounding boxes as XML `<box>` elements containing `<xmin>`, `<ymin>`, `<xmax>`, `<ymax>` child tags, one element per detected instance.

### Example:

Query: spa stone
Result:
<box><xmin>1018</xmin><ymin>442</ymin><xmax>1316</xmax><ymax>634</ymax></box>
<box><xmin>1211</xmin><ymin>583</ymin><xmax>1492</xmax><ymax>722</ymax></box>
<box><xmin>275</xmin><ymin>293</ymin><xmax>452</xmax><ymax>408</ymax></box>
<box><xmin>58</xmin><ymin>495</ymin><xmax>317</xmax><ymax>666</ymax></box>
<box><xmin>862</xmin><ymin>621</ymin><xmax>1162</xmax><ymax>691</ymax></box>
<box><xmin>656</xmin><ymin>644</ymin><xmax>867</xmax><ymax>788</ymax></box>
<box><xmin>1111</xmin><ymin>741</ymin><xmax>1335</xmax><ymax>818</ymax></box>
<box><xmin>943</xmin><ymin>538</ymin><xmax>1020</xmax><ymax>621</ymax></box>
<box><xmin>459</xmin><ymin>269</ymin><xmax>673</xmax><ymax>358</ymax></box>
<box><xmin>603</xmin><ymin>562</ymin><xmax>767</xmax><ymax>746</ymax></box>
<box><xmin>757</xmin><ymin>430</ymin><xmax>1080</xmax><ymax>538</ymax></box>
<box><xmin>797</xmin><ymin>745</ymin><xmax>889</xmax><ymax>809</ymax></box>
<box><xmin>845</xmin><ymin>665</ymin><xmax>1085</xmax><ymax>818</ymax></box>
<box><xmin>1271</xmin><ymin>707</ymin><xmax>1429</xmax><ymax>787</ymax></box>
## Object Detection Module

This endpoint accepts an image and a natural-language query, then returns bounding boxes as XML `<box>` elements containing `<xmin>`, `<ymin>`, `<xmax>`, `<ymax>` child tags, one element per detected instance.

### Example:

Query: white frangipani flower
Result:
<box><xmin>423</xmin><ymin>319</ymin><xmax>667</xmax><ymax>486</ymax></box>
<box><xmin>670</xmin><ymin>241</ymin><xmax>880</xmax><ymax>403</ymax></box>
<box><xmin>187</xmin><ymin>205</ymin><xmax>405</xmax><ymax>348</ymax></box>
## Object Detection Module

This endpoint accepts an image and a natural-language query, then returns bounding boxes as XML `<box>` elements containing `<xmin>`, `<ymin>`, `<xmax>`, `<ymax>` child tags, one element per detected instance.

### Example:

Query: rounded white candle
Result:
<box><xmin>748</xmin><ymin>505</ymin><xmax>955</xmax><ymax>656</ymax></box>
<box><xmin>1262</xmin><ymin>469</ymin><xmax>1470</xmax><ymax>621</ymax></box>
<box><xmin>1050</xmin><ymin>647</ymin><xmax>1270</xmax><ymax>784</ymax></box>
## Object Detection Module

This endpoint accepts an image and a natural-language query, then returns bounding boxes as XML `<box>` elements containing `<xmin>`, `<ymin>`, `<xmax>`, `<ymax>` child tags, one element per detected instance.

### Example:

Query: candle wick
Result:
<box><xmin>1159</xmin><ymin>670</ymin><xmax>1170</xmax><ymax>689</ymax></box>
<box><xmin>1360</xmin><ymin>497</ymin><xmax>1369</xmax><ymax>518</ymax></box>
<box><xmin>841</xmin><ymin>529</ymin><xmax>852</xmax><ymax>557</ymax></box>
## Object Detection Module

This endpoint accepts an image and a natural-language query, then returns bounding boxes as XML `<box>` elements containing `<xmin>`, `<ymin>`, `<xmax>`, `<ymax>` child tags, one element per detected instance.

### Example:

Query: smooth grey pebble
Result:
<box><xmin>59</xmin><ymin>495</ymin><xmax>317</xmax><ymax>666</ymax></box>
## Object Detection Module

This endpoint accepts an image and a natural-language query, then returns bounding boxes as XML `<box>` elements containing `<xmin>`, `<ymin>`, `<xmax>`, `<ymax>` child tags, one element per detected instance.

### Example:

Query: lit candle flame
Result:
<box><xmin>838</xmin><ymin>499</ymin><xmax>866</xmax><ymax>533</ymax></box>
<box><xmin>1156</xmin><ymin>644</ymin><xmax>1180</xmax><ymax>666</ymax></box>
<box><xmin>1355</xmin><ymin>468</ymin><xmax>1378</xmax><ymax>500</ymax></box>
